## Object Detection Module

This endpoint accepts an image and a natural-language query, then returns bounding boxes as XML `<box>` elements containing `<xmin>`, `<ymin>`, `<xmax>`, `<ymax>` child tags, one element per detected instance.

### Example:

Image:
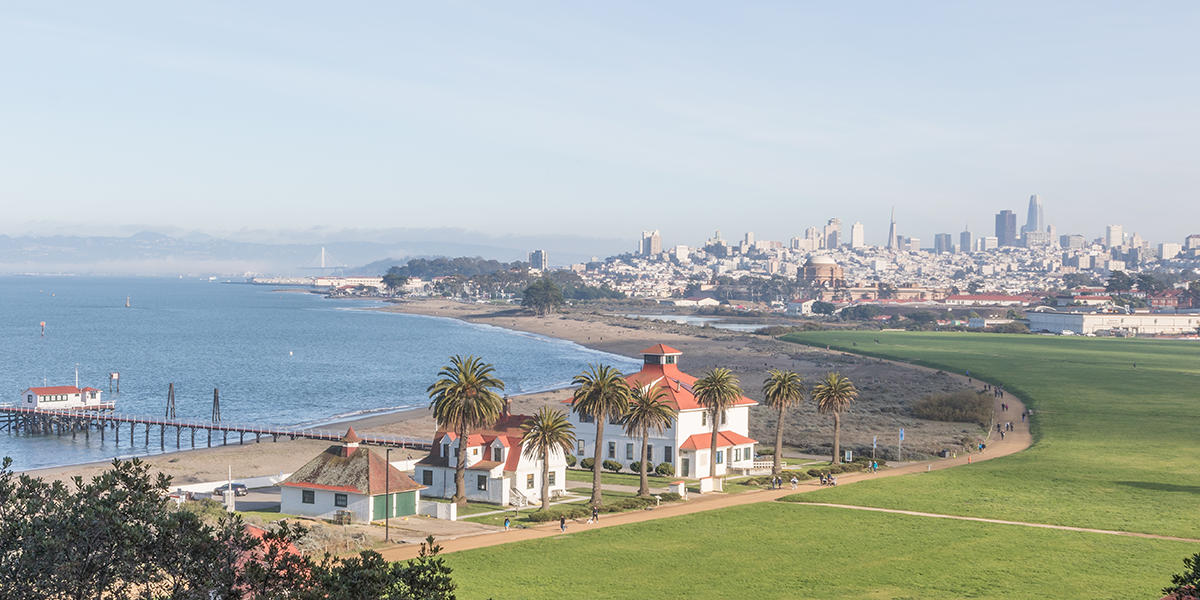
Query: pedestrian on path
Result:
<box><xmin>504</xmin><ymin>516</ymin><xmax>510</xmax><ymax>532</ymax></box>
<box><xmin>592</xmin><ymin>506</ymin><xmax>599</xmax><ymax>523</ymax></box>
<box><xmin>790</xmin><ymin>476</ymin><xmax>798</xmax><ymax>489</ymax></box>
<box><xmin>559</xmin><ymin>516</ymin><xmax>566</xmax><ymax>533</ymax></box>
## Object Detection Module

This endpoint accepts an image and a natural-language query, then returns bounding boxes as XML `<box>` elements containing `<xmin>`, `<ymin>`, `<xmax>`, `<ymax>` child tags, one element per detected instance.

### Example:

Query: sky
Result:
<box><xmin>2</xmin><ymin>2</ymin><xmax>1198</xmax><ymax>251</ymax></box>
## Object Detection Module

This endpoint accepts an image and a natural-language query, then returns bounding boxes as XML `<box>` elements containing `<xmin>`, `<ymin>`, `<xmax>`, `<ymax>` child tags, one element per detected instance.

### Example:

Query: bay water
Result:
<box><xmin>0</xmin><ymin>277</ymin><xmax>638</xmax><ymax>471</ymax></box>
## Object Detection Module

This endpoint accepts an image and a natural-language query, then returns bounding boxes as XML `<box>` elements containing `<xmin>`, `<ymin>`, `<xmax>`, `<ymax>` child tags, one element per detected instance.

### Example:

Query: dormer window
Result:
<box><xmin>494</xmin><ymin>448</ymin><xmax>504</xmax><ymax>462</ymax></box>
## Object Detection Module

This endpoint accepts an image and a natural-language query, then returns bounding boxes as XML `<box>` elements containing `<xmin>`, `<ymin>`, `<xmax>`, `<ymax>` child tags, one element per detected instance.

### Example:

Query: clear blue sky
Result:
<box><xmin>2</xmin><ymin>2</ymin><xmax>1197</xmax><ymax>248</ymax></box>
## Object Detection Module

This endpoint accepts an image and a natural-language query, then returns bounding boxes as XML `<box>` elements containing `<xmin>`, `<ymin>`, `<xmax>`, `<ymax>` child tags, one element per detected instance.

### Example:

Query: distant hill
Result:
<box><xmin>0</xmin><ymin>228</ymin><xmax>624</xmax><ymax>277</ymax></box>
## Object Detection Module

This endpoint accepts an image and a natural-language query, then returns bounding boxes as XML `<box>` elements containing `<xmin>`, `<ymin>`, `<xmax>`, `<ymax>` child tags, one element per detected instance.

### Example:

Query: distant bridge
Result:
<box><xmin>0</xmin><ymin>406</ymin><xmax>432</xmax><ymax>451</ymax></box>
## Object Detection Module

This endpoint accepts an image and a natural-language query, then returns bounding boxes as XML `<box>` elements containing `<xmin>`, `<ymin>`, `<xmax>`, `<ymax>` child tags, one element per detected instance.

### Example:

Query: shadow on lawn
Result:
<box><xmin>1115</xmin><ymin>481</ymin><xmax>1200</xmax><ymax>494</ymax></box>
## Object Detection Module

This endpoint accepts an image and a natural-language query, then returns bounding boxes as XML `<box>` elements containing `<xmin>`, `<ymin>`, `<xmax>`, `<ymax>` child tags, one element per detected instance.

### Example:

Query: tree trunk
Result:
<box><xmin>541</xmin><ymin>445</ymin><xmax>551</xmax><ymax>510</ymax></box>
<box><xmin>638</xmin><ymin>427</ymin><xmax>650</xmax><ymax>497</ymax></box>
<box><xmin>591</xmin><ymin>417</ymin><xmax>605</xmax><ymax>507</ymax></box>
<box><xmin>832</xmin><ymin>412</ymin><xmax>841</xmax><ymax>465</ymax></box>
<box><xmin>708</xmin><ymin>408</ymin><xmax>719</xmax><ymax>484</ymax></box>
<box><xmin>772</xmin><ymin>403</ymin><xmax>785</xmax><ymax>476</ymax></box>
<box><xmin>454</xmin><ymin>423</ymin><xmax>468</xmax><ymax>506</ymax></box>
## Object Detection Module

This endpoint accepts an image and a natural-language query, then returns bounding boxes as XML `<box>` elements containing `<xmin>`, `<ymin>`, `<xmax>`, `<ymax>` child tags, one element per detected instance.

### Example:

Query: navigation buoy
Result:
<box><xmin>40</xmin><ymin>321</ymin><xmax>45</xmax><ymax>336</ymax></box>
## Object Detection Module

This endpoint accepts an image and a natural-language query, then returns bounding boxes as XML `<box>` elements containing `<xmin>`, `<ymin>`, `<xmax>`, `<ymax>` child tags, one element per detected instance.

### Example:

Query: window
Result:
<box><xmin>577</xmin><ymin>440</ymin><xmax>585</xmax><ymax>455</ymax></box>
<box><xmin>471</xmin><ymin>448</ymin><xmax>479</xmax><ymax>456</ymax></box>
<box><xmin>608</xmin><ymin>416</ymin><xmax>621</xmax><ymax>426</ymax></box>
<box><xmin>301</xmin><ymin>490</ymin><xmax>315</xmax><ymax>504</ymax></box>
<box><xmin>646</xmin><ymin>445</ymin><xmax>653</xmax><ymax>463</ymax></box>
<box><xmin>526</xmin><ymin>474</ymin><xmax>535</xmax><ymax>489</ymax></box>
<box><xmin>608</xmin><ymin>441</ymin><xmax>615</xmax><ymax>459</ymax></box>
<box><xmin>721</xmin><ymin>411</ymin><xmax>727</xmax><ymax>425</ymax></box>
<box><xmin>493</xmin><ymin>448</ymin><xmax>503</xmax><ymax>462</ymax></box>
<box><xmin>716</xmin><ymin>450</ymin><xmax>724</xmax><ymax>464</ymax></box>
<box><xmin>421</xmin><ymin>470</ymin><xmax>433</xmax><ymax>486</ymax></box>
<box><xmin>579</xmin><ymin>414</ymin><xmax>594</xmax><ymax>424</ymax></box>
<box><xmin>477</xmin><ymin>475</ymin><xmax>488</xmax><ymax>491</ymax></box>
<box><xmin>664</xmin><ymin>446</ymin><xmax>672</xmax><ymax>463</ymax></box>
<box><xmin>701</xmin><ymin>412</ymin><xmax>707</xmax><ymax>426</ymax></box>
<box><xmin>334</xmin><ymin>493</ymin><xmax>348</xmax><ymax>508</ymax></box>
<box><xmin>549</xmin><ymin>472</ymin><xmax>556</xmax><ymax>486</ymax></box>
<box><xmin>625</xmin><ymin>443</ymin><xmax>633</xmax><ymax>460</ymax></box>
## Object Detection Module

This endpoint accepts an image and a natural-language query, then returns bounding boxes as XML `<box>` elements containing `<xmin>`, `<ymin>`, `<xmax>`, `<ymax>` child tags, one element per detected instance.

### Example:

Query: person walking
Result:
<box><xmin>504</xmin><ymin>516</ymin><xmax>510</xmax><ymax>532</ymax></box>
<box><xmin>559</xmin><ymin>516</ymin><xmax>566</xmax><ymax>533</ymax></box>
<box><xmin>592</xmin><ymin>506</ymin><xmax>599</xmax><ymax>523</ymax></box>
<box><xmin>790</xmin><ymin>476</ymin><xmax>798</xmax><ymax>490</ymax></box>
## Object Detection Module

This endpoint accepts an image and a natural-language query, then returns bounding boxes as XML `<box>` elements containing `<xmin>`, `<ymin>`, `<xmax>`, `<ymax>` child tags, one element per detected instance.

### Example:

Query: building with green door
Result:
<box><xmin>281</xmin><ymin>427</ymin><xmax>424</xmax><ymax>523</ymax></box>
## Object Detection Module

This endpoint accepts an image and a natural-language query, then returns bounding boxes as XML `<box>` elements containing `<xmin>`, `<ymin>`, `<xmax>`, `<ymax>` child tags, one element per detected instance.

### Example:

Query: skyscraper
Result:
<box><xmin>1021</xmin><ymin>194</ymin><xmax>1044</xmax><ymax>235</ymax></box>
<box><xmin>528</xmin><ymin>249</ymin><xmax>548</xmax><ymax>270</ymax></box>
<box><xmin>960</xmin><ymin>228</ymin><xmax>973</xmax><ymax>254</ymax></box>
<box><xmin>850</xmin><ymin>222</ymin><xmax>865</xmax><ymax>248</ymax></box>
<box><xmin>1105</xmin><ymin>225</ymin><xmax>1124</xmax><ymax>248</ymax></box>
<box><xmin>640</xmin><ymin>230</ymin><xmax>662</xmax><ymax>255</ymax></box>
<box><xmin>995</xmin><ymin>210</ymin><xmax>1017</xmax><ymax>247</ymax></box>
<box><xmin>823</xmin><ymin>218</ymin><xmax>841</xmax><ymax>249</ymax></box>
<box><xmin>886</xmin><ymin>207</ymin><xmax>898</xmax><ymax>250</ymax></box>
<box><xmin>934</xmin><ymin>233</ymin><xmax>953</xmax><ymax>254</ymax></box>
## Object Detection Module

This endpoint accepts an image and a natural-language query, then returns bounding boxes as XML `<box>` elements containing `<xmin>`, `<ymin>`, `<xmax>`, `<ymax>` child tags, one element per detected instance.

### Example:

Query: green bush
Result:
<box><xmin>580</xmin><ymin>458</ymin><xmax>595</xmax><ymax>470</ymax></box>
<box><xmin>755</xmin><ymin>447</ymin><xmax>775</xmax><ymax>456</ymax></box>
<box><xmin>657</xmin><ymin>492</ymin><xmax>682</xmax><ymax>502</ymax></box>
<box><xmin>913</xmin><ymin>390</ymin><xmax>994</xmax><ymax>427</ymax></box>
<box><xmin>565</xmin><ymin>454</ymin><xmax>577</xmax><ymax>467</ymax></box>
<box><xmin>629</xmin><ymin>462</ymin><xmax>644</xmax><ymax>473</ymax></box>
<box><xmin>602</xmin><ymin>460</ymin><xmax>623</xmax><ymax>473</ymax></box>
<box><xmin>654</xmin><ymin>462</ymin><xmax>674</xmax><ymax>477</ymax></box>
<box><xmin>525</xmin><ymin>505</ymin><xmax>589</xmax><ymax>522</ymax></box>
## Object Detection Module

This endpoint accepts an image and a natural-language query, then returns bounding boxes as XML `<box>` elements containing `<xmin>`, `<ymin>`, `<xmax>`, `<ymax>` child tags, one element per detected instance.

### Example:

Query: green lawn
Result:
<box><xmin>564</xmin><ymin>468</ymin><xmax>676</xmax><ymax>488</ymax></box>
<box><xmin>776</xmin><ymin>331</ymin><xmax>1200</xmax><ymax>538</ymax></box>
<box><xmin>442</xmin><ymin>333</ymin><xmax>1200</xmax><ymax>598</ymax></box>
<box><xmin>446</xmin><ymin>502</ymin><xmax>1193</xmax><ymax>600</ymax></box>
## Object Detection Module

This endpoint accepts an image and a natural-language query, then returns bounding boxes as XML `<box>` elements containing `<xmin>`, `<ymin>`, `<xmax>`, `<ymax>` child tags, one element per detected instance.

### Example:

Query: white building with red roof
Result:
<box><xmin>415</xmin><ymin>413</ymin><xmax>568</xmax><ymax>506</ymax></box>
<box><xmin>21</xmin><ymin>385</ymin><xmax>110</xmax><ymax>410</ymax></box>
<box><xmin>566</xmin><ymin>344</ymin><xmax>758</xmax><ymax>481</ymax></box>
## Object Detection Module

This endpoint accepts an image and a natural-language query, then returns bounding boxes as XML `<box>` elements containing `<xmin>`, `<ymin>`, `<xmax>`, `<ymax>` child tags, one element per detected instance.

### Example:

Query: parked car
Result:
<box><xmin>212</xmin><ymin>483</ymin><xmax>249</xmax><ymax>497</ymax></box>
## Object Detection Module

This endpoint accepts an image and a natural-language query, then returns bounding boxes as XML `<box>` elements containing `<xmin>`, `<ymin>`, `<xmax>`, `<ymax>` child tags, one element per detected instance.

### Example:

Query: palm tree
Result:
<box><xmin>812</xmin><ymin>372</ymin><xmax>858</xmax><ymax>465</ymax></box>
<box><xmin>427</xmin><ymin>355</ymin><xmax>505</xmax><ymax>507</ymax></box>
<box><xmin>571</xmin><ymin>364</ymin><xmax>630</xmax><ymax>507</ymax></box>
<box><xmin>692</xmin><ymin>368</ymin><xmax>743</xmax><ymax>487</ymax></box>
<box><xmin>620</xmin><ymin>384</ymin><xmax>676</xmax><ymax>497</ymax></box>
<box><xmin>762</xmin><ymin>369</ymin><xmax>806</xmax><ymax>476</ymax></box>
<box><xmin>520</xmin><ymin>407</ymin><xmax>576</xmax><ymax>510</ymax></box>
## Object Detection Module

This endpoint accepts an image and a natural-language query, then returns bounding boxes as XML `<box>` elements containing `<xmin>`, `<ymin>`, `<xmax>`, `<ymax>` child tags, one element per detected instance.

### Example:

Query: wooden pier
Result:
<box><xmin>0</xmin><ymin>406</ymin><xmax>431</xmax><ymax>451</ymax></box>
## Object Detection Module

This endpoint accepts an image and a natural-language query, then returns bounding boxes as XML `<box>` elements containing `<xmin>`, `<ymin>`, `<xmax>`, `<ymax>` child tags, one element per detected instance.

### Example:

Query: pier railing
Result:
<box><xmin>0</xmin><ymin>405</ymin><xmax>432</xmax><ymax>450</ymax></box>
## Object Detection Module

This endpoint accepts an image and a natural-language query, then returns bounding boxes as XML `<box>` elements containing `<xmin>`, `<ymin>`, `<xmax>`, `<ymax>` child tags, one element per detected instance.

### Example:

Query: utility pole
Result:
<box><xmin>385</xmin><ymin>447</ymin><xmax>392</xmax><ymax>542</ymax></box>
<box><xmin>166</xmin><ymin>383</ymin><xmax>176</xmax><ymax>419</ymax></box>
<box><xmin>211</xmin><ymin>388</ymin><xmax>221</xmax><ymax>424</ymax></box>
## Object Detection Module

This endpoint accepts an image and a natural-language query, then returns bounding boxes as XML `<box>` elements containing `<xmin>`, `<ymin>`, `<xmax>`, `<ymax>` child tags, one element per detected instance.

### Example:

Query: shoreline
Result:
<box><xmin>18</xmin><ymin>298</ymin><xmax>988</xmax><ymax>486</ymax></box>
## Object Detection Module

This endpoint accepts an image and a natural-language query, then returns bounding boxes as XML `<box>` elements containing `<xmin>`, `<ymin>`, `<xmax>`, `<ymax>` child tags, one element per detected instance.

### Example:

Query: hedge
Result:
<box><xmin>602</xmin><ymin>460</ymin><xmax>623</xmax><ymax>473</ymax></box>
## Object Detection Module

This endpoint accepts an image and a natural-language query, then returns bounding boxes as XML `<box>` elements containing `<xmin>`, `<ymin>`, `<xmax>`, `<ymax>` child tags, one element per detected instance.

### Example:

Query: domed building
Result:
<box><xmin>800</xmin><ymin>255</ymin><xmax>844</xmax><ymax>288</ymax></box>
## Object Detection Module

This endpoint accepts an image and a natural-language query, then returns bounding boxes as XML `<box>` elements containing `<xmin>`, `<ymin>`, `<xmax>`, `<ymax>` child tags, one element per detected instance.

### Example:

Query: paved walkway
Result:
<box><xmin>377</xmin><ymin>355</ymin><xmax>1035</xmax><ymax>562</ymax></box>
<box><xmin>790</xmin><ymin>502</ymin><xmax>1200</xmax><ymax>543</ymax></box>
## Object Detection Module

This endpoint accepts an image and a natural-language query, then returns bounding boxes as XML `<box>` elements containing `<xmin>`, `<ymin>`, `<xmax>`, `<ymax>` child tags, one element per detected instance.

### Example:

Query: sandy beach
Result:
<box><xmin>22</xmin><ymin>298</ymin><xmax>983</xmax><ymax>486</ymax></box>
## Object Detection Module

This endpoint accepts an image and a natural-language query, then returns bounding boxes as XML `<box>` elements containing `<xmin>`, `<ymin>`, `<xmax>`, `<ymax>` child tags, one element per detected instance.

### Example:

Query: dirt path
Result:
<box><xmin>790</xmin><ymin>502</ymin><xmax>1200</xmax><ymax>543</ymax></box>
<box><xmin>377</xmin><ymin>349</ymin><xmax>1033</xmax><ymax>562</ymax></box>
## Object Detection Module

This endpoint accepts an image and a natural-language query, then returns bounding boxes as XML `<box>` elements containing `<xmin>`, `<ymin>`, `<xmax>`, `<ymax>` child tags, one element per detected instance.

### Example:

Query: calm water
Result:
<box><xmin>0</xmin><ymin>277</ymin><xmax>638</xmax><ymax>471</ymax></box>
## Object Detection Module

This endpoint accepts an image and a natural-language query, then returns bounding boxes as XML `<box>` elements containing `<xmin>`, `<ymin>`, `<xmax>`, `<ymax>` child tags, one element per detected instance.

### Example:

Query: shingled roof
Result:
<box><xmin>282</xmin><ymin>444</ymin><xmax>422</xmax><ymax>495</ymax></box>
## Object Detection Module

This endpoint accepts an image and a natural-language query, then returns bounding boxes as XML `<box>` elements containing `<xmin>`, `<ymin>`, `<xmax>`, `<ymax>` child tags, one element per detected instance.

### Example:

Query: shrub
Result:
<box><xmin>913</xmin><ymin>390</ymin><xmax>994</xmax><ymax>427</ymax></box>
<box><xmin>602</xmin><ymin>460</ymin><xmax>623</xmax><ymax>473</ymax></box>
<box><xmin>580</xmin><ymin>458</ymin><xmax>595</xmax><ymax>470</ymax></box>
<box><xmin>755</xmin><ymin>447</ymin><xmax>775</xmax><ymax>456</ymax></box>
<box><xmin>525</xmin><ymin>506</ymin><xmax>589</xmax><ymax>522</ymax></box>
<box><xmin>657</xmin><ymin>492</ymin><xmax>682</xmax><ymax>502</ymax></box>
<box><xmin>565</xmin><ymin>454</ymin><xmax>577</xmax><ymax>467</ymax></box>
<box><xmin>654</xmin><ymin>462</ymin><xmax>674</xmax><ymax>477</ymax></box>
<box><xmin>629</xmin><ymin>462</ymin><xmax>645</xmax><ymax>473</ymax></box>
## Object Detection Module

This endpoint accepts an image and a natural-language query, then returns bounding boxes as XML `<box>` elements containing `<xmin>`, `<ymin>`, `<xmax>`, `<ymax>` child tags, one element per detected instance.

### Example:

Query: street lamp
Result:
<box><xmin>385</xmin><ymin>447</ymin><xmax>392</xmax><ymax>542</ymax></box>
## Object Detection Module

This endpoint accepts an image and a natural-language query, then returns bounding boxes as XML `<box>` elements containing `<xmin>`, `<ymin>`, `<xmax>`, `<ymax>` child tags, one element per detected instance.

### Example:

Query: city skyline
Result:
<box><xmin>3</xmin><ymin>3</ymin><xmax>1200</xmax><ymax>244</ymax></box>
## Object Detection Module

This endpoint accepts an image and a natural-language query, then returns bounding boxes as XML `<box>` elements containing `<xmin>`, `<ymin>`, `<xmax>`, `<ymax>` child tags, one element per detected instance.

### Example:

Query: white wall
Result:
<box><xmin>281</xmin><ymin>487</ymin><xmax>370</xmax><ymax>522</ymax></box>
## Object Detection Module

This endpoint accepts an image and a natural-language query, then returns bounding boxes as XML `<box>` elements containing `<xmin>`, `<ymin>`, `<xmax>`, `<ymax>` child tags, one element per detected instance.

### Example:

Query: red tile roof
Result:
<box><xmin>341</xmin><ymin>427</ymin><xmax>362</xmax><ymax>444</ymax></box>
<box><xmin>624</xmin><ymin>363</ymin><xmax>757</xmax><ymax>411</ymax></box>
<box><xmin>679</xmin><ymin>430</ymin><xmax>757</xmax><ymax>451</ymax></box>
<box><xmin>639</xmin><ymin>344</ymin><xmax>682</xmax><ymax>355</ymax></box>
<box><xmin>28</xmin><ymin>386</ymin><xmax>82</xmax><ymax>395</ymax></box>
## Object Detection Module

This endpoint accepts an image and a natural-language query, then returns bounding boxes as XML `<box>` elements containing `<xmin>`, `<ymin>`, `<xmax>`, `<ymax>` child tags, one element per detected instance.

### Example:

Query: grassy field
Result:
<box><xmin>441</xmin><ymin>333</ymin><xmax>1200</xmax><ymax>598</ymax></box>
<box><xmin>446</xmin><ymin>503</ymin><xmax>1193</xmax><ymax>600</ymax></box>
<box><xmin>777</xmin><ymin>331</ymin><xmax>1200</xmax><ymax>538</ymax></box>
